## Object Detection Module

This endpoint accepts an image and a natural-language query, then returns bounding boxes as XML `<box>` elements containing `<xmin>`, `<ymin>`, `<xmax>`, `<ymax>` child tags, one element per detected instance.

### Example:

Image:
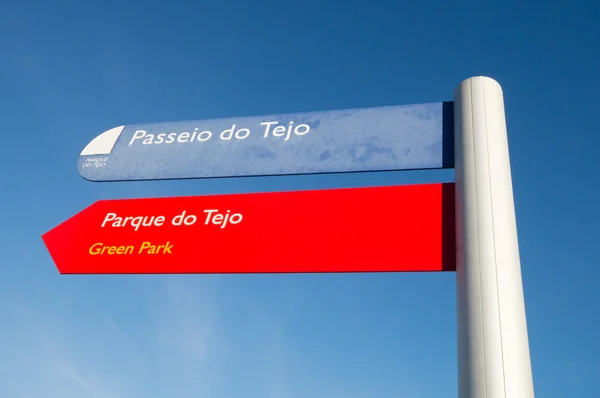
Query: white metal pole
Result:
<box><xmin>454</xmin><ymin>76</ymin><xmax>535</xmax><ymax>398</ymax></box>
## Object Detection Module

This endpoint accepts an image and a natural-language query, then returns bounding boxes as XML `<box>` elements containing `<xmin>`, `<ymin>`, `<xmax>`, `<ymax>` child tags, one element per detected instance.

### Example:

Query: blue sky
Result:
<box><xmin>1</xmin><ymin>0</ymin><xmax>599</xmax><ymax>397</ymax></box>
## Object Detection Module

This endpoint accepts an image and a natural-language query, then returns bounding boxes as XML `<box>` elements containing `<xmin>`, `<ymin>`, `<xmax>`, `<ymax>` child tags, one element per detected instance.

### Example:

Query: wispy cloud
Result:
<box><xmin>0</xmin><ymin>275</ymin><xmax>219</xmax><ymax>398</ymax></box>
<box><xmin>0</xmin><ymin>273</ymin><xmax>429</xmax><ymax>398</ymax></box>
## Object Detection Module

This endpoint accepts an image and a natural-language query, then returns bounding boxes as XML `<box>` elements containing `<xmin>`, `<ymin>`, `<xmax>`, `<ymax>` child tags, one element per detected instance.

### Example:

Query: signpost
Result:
<box><xmin>43</xmin><ymin>76</ymin><xmax>536</xmax><ymax>398</ymax></box>
<box><xmin>453</xmin><ymin>77</ymin><xmax>534</xmax><ymax>398</ymax></box>
<box><xmin>77</xmin><ymin>102</ymin><xmax>454</xmax><ymax>182</ymax></box>
<box><xmin>42</xmin><ymin>183</ymin><xmax>455</xmax><ymax>274</ymax></box>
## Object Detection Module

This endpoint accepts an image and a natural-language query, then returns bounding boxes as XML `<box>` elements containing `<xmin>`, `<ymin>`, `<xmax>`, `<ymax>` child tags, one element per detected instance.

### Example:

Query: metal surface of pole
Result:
<box><xmin>454</xmin><ymin>76</ymin><xmax>535</xmax><ymax>398</ymax></box>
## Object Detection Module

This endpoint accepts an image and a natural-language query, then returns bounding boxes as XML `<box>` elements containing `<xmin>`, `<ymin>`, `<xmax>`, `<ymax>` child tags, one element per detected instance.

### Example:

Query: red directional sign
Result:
<box><xmin>42</xmin><ymin>183</ymin><xmax>455</xmax><ymax>274</ymax></box>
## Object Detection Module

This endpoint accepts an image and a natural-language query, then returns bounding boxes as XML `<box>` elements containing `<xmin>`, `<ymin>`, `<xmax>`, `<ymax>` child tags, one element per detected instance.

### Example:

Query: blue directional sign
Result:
<box><xmin>77</xmin><ymin>102</ymin><xmax>453</xmax><ymax>182</ymax></box>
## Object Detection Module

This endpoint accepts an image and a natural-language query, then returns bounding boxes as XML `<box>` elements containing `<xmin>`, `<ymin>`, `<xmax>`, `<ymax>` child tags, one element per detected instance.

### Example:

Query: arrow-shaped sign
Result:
<box><xmin>42</xmin><ymin>183</ymin><xmax>455</xmax><ymax>274</ymax></box>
